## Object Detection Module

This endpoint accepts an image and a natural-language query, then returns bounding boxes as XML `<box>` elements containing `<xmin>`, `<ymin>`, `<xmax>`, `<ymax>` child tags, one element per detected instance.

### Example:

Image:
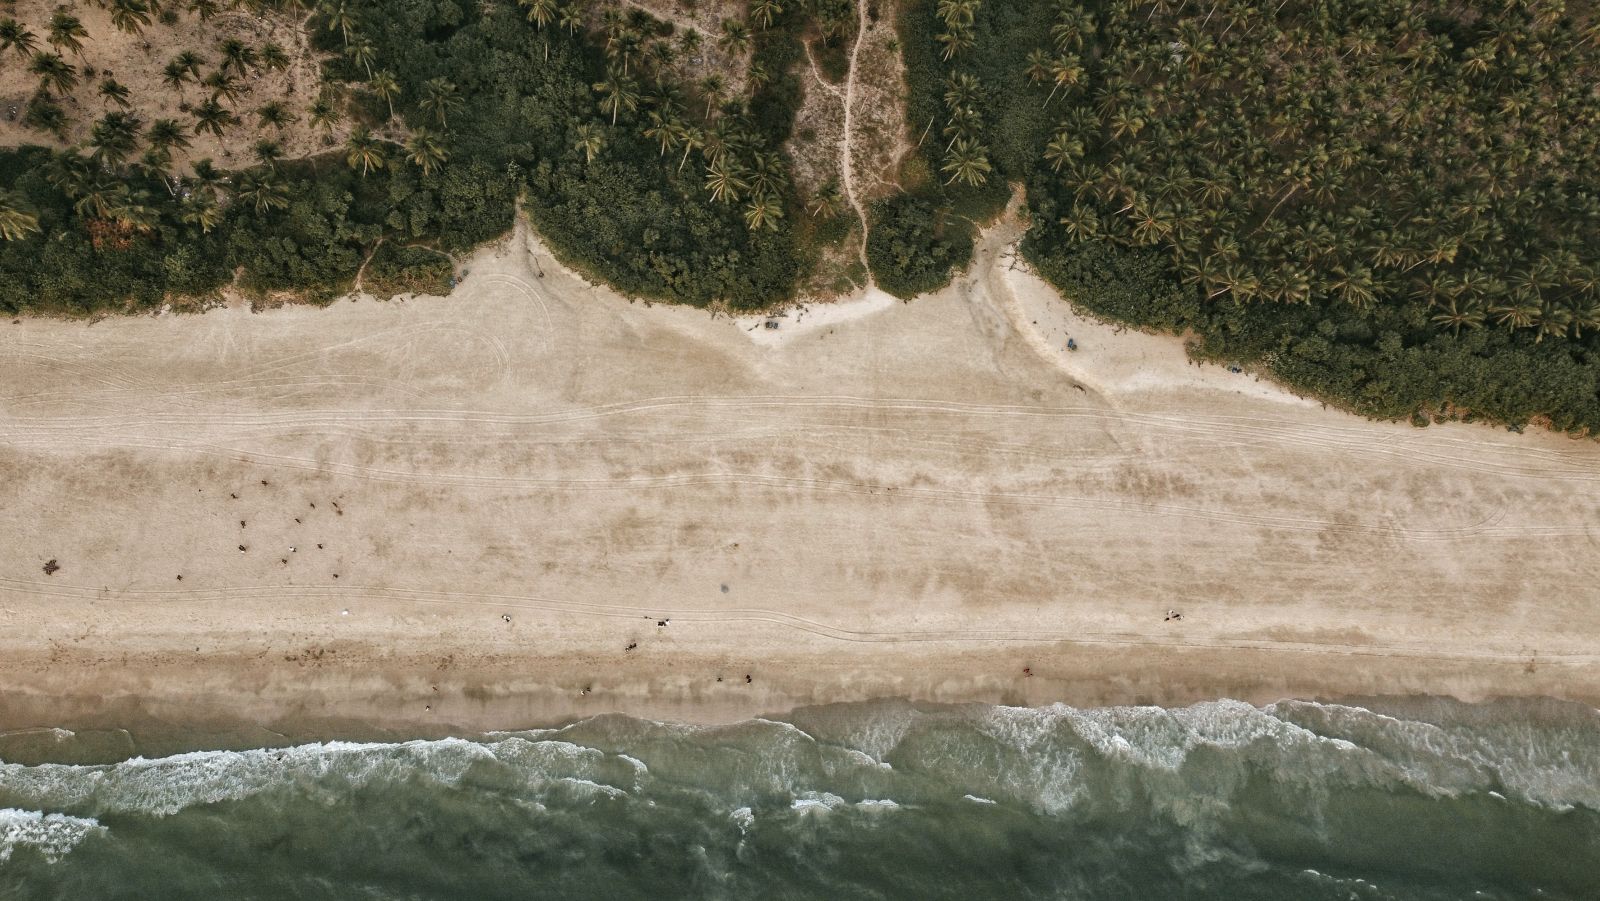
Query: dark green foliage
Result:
<box><xmin>2</xmin><ymin>0</ymin><xmax>811</xmax><ymax>315</ymax></box>
<box><xmin>365</xmin><ymin>242</ymin><xmax>454</xmax><ymax>296</ymax></box>
<box><xmin>867</xmin><ymin>192</ymin><xmax>972</xmax><ymax>299</ymax></box>
<box><xmin>1015</xmin><ymin>0</ymin><xmax>1600</xmax><ymax>432</ymax></box>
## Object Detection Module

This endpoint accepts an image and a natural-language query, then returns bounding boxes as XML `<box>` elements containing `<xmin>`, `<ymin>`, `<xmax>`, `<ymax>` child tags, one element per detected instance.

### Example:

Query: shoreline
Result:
<box><xmin>5</xmin><ymin>217</ymin><xmax>1600</xmax><ymax>754</ymax></box>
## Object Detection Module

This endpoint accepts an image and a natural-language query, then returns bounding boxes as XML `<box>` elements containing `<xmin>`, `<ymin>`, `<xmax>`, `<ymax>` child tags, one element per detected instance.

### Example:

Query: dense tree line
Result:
<box><xmin>1</xmin><ymin>0</ymin><xmax>836</xmax><ymax>313</ymax></box>
<box><xmin>886</xmin><ymin>0</ymin><xmax>1600</xmax><ymax>431</ymax></box>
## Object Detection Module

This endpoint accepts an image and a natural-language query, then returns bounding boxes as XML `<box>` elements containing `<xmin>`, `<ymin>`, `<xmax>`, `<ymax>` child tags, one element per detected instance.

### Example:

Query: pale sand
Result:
<box><xmin>3</xmin><ymin>213</ymin><xmax>1600</xmax><ymax>743</ymax></box>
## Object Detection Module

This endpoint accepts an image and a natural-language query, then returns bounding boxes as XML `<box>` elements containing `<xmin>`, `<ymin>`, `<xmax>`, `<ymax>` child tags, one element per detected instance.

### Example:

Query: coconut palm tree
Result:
<box><xmin>147</xmin><ymin>118</ymin><xmax>192</xmax><ymax>153</ymax></box>
<box><xmin>23</xmin><ymin>96</ymin><xmax>69</xmax><ymax>140</ymax></box>
<box><xmin>744</xmin><ymin>192</ymin><xmax>782</xmax><ymax>231</ymax></box>
<box><xmin>750</xmin><ymin>0</ymin><xmax>782</xmax><ymax>29</ymax></box>
<box><xmin>344</xmin><ymin>37</ymin><xmax>376</xmax><ymax>78</ymax></box>
<box><xmin>807</xmin><ymin>180</ymin><xmax>844</xmax><ymax>218</ymax></box>
<box><xmin>941</xmin><ymin>137</ymin><xmax>990</xmax><ymax>187</ymax></box>
<box><xmin>718</xmin><ymin>19</ymin><xmax>750</xmax><ymax>56</ymax></box>
<box><xmin>218</xmin><ymin>38</ymin><xmax>260</xmax><ymax>76</ymax></box>
<box><xmin>593</xmin><ymin>71</ymin><xmax>639</xmax><ymax>125</ymax></box>
<box><xmin>108</xmin><ymin>0</ymin><xmax>153</xmax><ymax>36</ymax></box>
<box><xmin>573</xmin><ymin>123</ymin><xmax>604</xmax><ymax>164</ymax></box>
<box><xmin>180</xmin><ymin>192</ymin><xmax>224</xmax><ymax>233</ymax></box>
<box><xmin>252</xmin><ymin>139</ymin><xmax>284</xmax><ymax>169</ymax></box>
<box><xmin>28</xmin><ymin>51</ymin><xmax>79</xmax><ymax>96</ymax></box>
<box><xmin>191</xmin><ymin>98</ymin><xmax>239</xmax><ymax>137</ymax></box>
<box><xmin>99</xmin><ymin>78</ymin><xmax>134</xmax><ymax>109</ymax></box>
<box><xmin>643</xmin><ymin>111</ymin><xmax>681</xmax><ymax>157</ymax></box>
<box><xmin>47</xmin><ymin>10</ymin><xmax>89</xmax><ymax>58</ymax></box>
<box><xmin>260</xmin><ymin>43</ymin><xmax>291</xmax><ymax>72</ymax></box>
<box><xmin>344</xmin><ymin>127</ymin><xmax>386</xmax><ymax>176</ymax></box>
<box><xmin>89</xmin><ymin>111</ymin><xmax>143</xmax><ymax>165</ymax></box>
<box><xmin>368</xmin><ymin>70</ymin><xmax>400</xmax><ymax>121</ymax></box>
<box><xmin>404</xmin><ymin>128</ymin><xmax>449</xmax><ymax>176</ymax></box>
<box><xmin>937</xmin><ymin>22</ymin><xmax>974</xmax><ymax>61</ymax></box>
<box><xmin>202</xmin><ymin>71</ymin><xmax>243</xmax><ymax>104</ymax></box>
<box><xmin>418</xmin><ymin>78</ymin><xmax>460</xmax><ymax>127</ymax></box>
<box><xmin>1429</xmin><ymin>297</ymin><xmax>1485</xmax><ymax>337</ymax></box>
<box><xmin>1058</xmin><ymin>203</ymin><xmax>1099</xmax><ymax>242</ymax></box>
<box><xmin>309</xmin><ymin>95</ymin><xmax>342</xmax><ymax>132</ymax></box>
<box><xmin>235</xmin><ymin>170</ymin><xmax>290</xmax><ymax>214</ymax></box>
<box><xmin>320</xmin><ymin>0</ymin><xmax>360</xmax><ymax>45</ymax></box>
<box><xmin>0</xmin><ymin>19</ymin><xmax>40</xmax><ymax>58</ymax></box>
<box><xmin>0</xmin><ymin>191</ymin><xmax>41</xmax><ymax>242</ymax></box>
<box><xmin>704</xmin><ymin>155</ymin><xmax>748</xmax><ymax>203</ymax></box>
<box><xmin>256</xmin><ymin>101</ymin><xmax>296</xmax><ymax>130</ymax></box>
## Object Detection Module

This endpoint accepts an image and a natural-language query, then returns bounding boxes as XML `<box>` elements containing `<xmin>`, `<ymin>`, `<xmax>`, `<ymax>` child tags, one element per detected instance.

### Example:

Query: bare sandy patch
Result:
<box><xmin>0</xmin><ymin>0</ymin><xmax>334</xmax><ymax>172</ymax></box>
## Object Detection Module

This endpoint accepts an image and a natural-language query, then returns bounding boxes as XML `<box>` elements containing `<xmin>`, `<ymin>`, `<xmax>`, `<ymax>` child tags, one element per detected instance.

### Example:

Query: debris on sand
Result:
<box><xmin>42</xmin><ymin>559</ymin><xmax>60</xmax><ymax>576</ymax></box>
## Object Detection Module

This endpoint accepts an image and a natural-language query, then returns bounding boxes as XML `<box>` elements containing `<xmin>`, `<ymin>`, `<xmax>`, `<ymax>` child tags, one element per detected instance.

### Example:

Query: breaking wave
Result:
<box><xmin>1</xmin><ymin>697</ymin><xmax>1596</xmax><ymax>898</ymax></box>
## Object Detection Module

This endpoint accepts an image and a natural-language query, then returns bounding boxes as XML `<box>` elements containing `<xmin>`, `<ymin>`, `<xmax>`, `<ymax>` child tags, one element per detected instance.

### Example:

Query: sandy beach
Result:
<box><xmin>3</xmin><ymin>213</ymin><xmax>1599</xmax><ymax>746</ymax></box>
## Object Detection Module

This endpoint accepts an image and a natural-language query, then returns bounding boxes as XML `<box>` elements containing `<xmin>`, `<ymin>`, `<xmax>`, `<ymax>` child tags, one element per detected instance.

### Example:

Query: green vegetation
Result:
<box><xmin>1</xmin><ymin>0</ymin><xmax>842</xmax><ymax>314</ymax></box>
<box><xmin>6</xmin><ymin>0</ymin><xmax>1600</xmax><ymax>433</ymax></box>
<box><xmin>887</xmin><ymin>0</ymin><xmax>1600</xmax><ymax>431</ymax></box>
<box><xmin>1024</xmin><ymin>0</ymin><xmax>1600</xmax><ymax>431</ymax></box>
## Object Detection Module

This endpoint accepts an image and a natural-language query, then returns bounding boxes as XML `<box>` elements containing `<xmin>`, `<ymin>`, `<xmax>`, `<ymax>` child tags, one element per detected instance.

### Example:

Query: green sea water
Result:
<box><xmin>1</xmin><ymin>697</ymin><xmax>1597</xmax><ymax>899</ymax></box>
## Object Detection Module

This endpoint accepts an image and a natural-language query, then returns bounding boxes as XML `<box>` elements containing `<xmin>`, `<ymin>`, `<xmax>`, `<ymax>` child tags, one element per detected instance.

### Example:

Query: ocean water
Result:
<box><xmin>1</xmin><ymin>697</ymin><xmax>1597</xmax><ymax>899</ymax></box>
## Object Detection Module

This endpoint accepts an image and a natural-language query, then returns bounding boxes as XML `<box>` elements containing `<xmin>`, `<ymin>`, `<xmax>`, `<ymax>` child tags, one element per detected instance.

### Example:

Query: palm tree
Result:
<box><xmin>519</xmin><ymin>0</ymin><xmax>557</xmax><ymax>30</ymax></box>
<box><xmin>703</xmin><ymin>156</ymin><xmax>748</xmax><ymax>203</ymax></box>
<box><xmin>573</xmin><ymin>123</ymin><xmax>604</xmax><ymax>164</ymax></box>
<box><xmin>202</xmin><ymin>71</ymin><xmax>243</xmax><ymax>104</ymax></box>
<box><xmin>750</xmin><ymin>0</ymin><xmax>782</xmax><ymax>29</ymax></box>
<box><xmin>180</xmin><ymin>192</ymin><xmax>224</xmax><ymax>233</ymax></box>
<box><xmin>147</xmin><ymin>118</ymin><xmax>192</xmax><ymax>153</ymax></box>
<box><xmin>189</xmin><ymin>0</ymin><xmax>222</xmax><ymax>21</ymax></box>
<box><xmin>218</xmin><ymin>38</ymin><xmax>260</xmax><ymax>76</ymax></box>
<box><xmin>698</xmin><ymin>74</ymin><xmax>725</xmax><ymax>118</ymax></box>
<box><xmin>558</xmin><ymin>0</ymin><xmax>585</xmax><ymax>36</ymax></box>
<box><xmin>108</xmin><ymin>0</ymin><xmax>153</xmax><ymax>36</ymax></box>
<box><xmin>675</xmin><ymin>124</ymin><xmax>703</xmax><ymax>172</ymax></box>
<box><xmin>320</xmin><ymin>0</ymin><xmax>360</xmax><ymax>45</ymax></box>
<box><xmin>163</xmin><ymin>59</ymin><xmax>193</xmax><ymax>90</ymax></box>
<box><xmin>744</xmin><ymin>193</ymin><xmax>782</xmax><ymax>231</ymax></box>
<box><xmin>256</xmin><ymin>101</ymin><xmax>297</xmax><ymax>130</ymax></box>
<box><xmin>252</xmin><ymin>139</ymin><xmax>284</xmax><ymax>169</ymax></box>
<box><xmin>344</xmin><ymin>37</ymin><xmax>376</xmax><ymax>78</ymax></box>
<box><xmin>170</xmin><ymin>50</ymin><xmax>206</xmax><ymax>84</ymax></box>
<box><xmin>719</xmin><ymin>19</ymin><xmax>751</xmax><ymax>56</ymax></box>
<box><xmin>191</xmin><ymin>99</ymin><xmax>239</xmax><ymax>137</ymax></box>
<box><xmin>1429</xmin><ymin>297</ymin><xmax>1484</xmax><ymax>337</ymax></box>
<box><xmin>937</xmin><ymin>23</ymin><xmax>974</xmax><ymax>61</ymax></box>
<box><xmin>344</xmin><ymin>127</ymin><xmax>386</xmax><ymax>176</ymax></box>
<box><xmin>807</xmin><ymin>180</ymin><xmax>844</xmax><ymax>218</ymax></box>
<box><xmin>309</xmin><ymin>95</ymin><xmax>342</xmax><ymax>132</ymax></box>
<box><xmin>368</xmin><ymin>70</ymin><xmax>400</xmax><ymax>120</ymax></box>
<box><xmin>1046</xmin><ymin>54</ymin><xmax>1084</xmax><ymax>105</ymax></box>
<box><xmin>0</xmin><ymin>19</ymin><xmax>40</xmax><ymax>58</ymax></box>
<box><xmin>593</xmin><ymin>71</ymin><xmax>639</xmax><ymax>125</ymax></box>
<box><xmin>29</xmin><ymin>51</ymin><xmax>79</xmax><ymax>96</ymax></box>
<box><xmin>99</xmin><ymin>78</ymin><xmax>134</xmax><ymax>109</ymax></box>
<box><xmin>260</xmin><ymin>43</ymin><xmax>291</xmax><ymax>72</ymax></box>
<box><xmin>0</xmin><ymin>191</ymin><xmax>41</xmax><ymax>242</ymax></box>
<box><xmin>1058</xmin><ymin>203</ymin><xmax>1099</xmax><ymax>242</ymax></box>
<box><xmin>235</xmin><ymin>170</ymin><xmax>290</xmax><ymax>214</ymax></box>
<box><xmin>941</xmin><ymin>137</ymin><xmax>990</xmax><ymax>187</ymax></box>
<box><xmin>944</xmin><ymin>72</ymin><xmax>981</xmax><ymax>109</ymax></box>
<box><xmin>935</xmin><ymin>0</ymin><xmax>977</xmax><ymax>27</ymax></box>
<box><xmin>89</xmin><ymin>111</ymin><xmax>143</xmax><ymax>165</ymax></box>
<box><xmin>418</xmin><ymin>78</ymin><xmax>460</xmax><ymax>127</ymax></box>
<box><xmin>747</xmin><ymin>151</ymin><xmax>788</xmax><ymax>197</ymax></box>
<box><xmin>643</xmin><ymin>111</ymin><xmax>681</xmax><ymax>157</ymax></box>
<box><xmin>47</xmin><ymin>10</ymin><xmax>89</xmax><ymax>58</ymax></box>
<box><xmin>404</xmin><ymin>128</ymin><xmax>449</xmax><ymax>176</ymax></box>
<box><xmin>23</xmin><ymin>96</ymin><xmax>69</xmax><ymax>140</ymax></box>
<box><xmin>1042</xmin><ymin>132</ymin><xmax>1083</xmax><ymax>172</ymax></box>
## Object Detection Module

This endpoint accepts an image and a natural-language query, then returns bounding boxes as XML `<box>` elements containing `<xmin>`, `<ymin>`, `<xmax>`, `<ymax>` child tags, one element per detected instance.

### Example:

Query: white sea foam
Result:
<box><xmin>729</xmin><ymin>807</ymin><xmax>755</xmax><ymax>833</ymax></box>
<box><xmin>0</xmin><ymin>809</ymin><xmax>104</xmax><ymax>865</ymax></box>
